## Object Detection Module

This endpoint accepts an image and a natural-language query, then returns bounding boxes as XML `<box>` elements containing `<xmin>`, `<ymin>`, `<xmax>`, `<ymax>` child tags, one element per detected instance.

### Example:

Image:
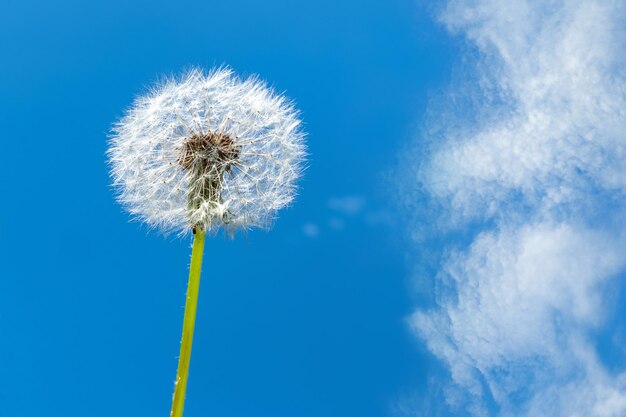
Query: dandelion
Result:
<box><xmin>107</xmin><ymin>67</ymin><xmax>306</xmax><ymax>417</ymax></box>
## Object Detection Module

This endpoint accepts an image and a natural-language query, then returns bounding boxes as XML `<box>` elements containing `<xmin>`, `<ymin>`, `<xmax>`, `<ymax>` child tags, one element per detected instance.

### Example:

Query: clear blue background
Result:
<box><xmin>0</xmin><ymin>1</ymin><xmax>455</xmax><ymax>416</ymax></box>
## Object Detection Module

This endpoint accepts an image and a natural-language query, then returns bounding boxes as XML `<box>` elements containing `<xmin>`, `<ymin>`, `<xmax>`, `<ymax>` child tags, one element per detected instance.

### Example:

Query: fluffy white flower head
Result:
<box><xmin>108</xmin><ymin>67</ymin><xmax>306</xmax><ymax>235</ymax></box>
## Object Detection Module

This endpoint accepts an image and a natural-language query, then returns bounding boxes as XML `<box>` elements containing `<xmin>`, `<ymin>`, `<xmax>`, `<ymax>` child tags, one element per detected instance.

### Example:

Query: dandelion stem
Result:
<box><xmin>170</xmin><ymin>228</ymin><xmax>206</xmax><ymax>417</ymax></box>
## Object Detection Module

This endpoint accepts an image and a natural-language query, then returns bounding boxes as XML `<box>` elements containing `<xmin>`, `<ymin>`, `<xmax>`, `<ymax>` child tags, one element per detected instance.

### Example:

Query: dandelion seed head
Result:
<box><xmin>108</xmin><ymin>67</ymin><xmax>307</xmax><ymax>235</ymax></box>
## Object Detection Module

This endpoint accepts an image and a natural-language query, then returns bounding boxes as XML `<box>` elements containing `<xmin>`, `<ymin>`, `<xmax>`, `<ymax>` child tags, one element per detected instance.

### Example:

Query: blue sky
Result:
<box><xmin>4</xmin><ymin>1</ymin><xmax>626</xmax><ymax>416</ymax></box>
<box><xmin>0</xmin><ymin>1</ymin><xmax>454</xmax><ymax>416</ymax></box>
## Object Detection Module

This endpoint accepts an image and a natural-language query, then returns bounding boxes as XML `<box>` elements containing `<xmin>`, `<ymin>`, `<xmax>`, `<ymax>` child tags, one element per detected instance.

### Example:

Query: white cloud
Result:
<box><xmin>404</xmin><ymin>1</ymin><xmax>626</xmax><ymax>415</ymax></box>
<box><xmin>422</xmin><ymin>1</ymin><xmax>626</xmax><ymax>224</ymax></box>
<box><xmin>413</xmin><ymin>222</ymin><xmax>626</xmax><ymax>415</ymax></box>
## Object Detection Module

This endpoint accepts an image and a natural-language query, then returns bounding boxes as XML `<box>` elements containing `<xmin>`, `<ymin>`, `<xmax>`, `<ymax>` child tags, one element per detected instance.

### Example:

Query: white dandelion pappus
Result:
<box><xmin>108</xmin><ymin>67</ymin><xmax>306</xmax><ymax>235</ymax></box>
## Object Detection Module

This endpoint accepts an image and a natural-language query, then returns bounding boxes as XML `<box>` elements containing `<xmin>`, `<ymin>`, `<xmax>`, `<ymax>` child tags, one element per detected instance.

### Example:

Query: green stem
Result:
<box><xmin>171</xmin><ymin>229</ymin><xmax>206</xmax><ymax>417</ymax></box>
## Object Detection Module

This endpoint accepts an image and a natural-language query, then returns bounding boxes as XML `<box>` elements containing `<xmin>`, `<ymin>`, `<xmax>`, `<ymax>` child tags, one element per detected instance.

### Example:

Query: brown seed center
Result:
<box><xmin>178</xmin><ymin>132</ymin><xmax>239</xmax><ymax>172</ymax></box>
<box><xmin>178</xmin><ymin>132</ymin><xmax>240</xmax><ymax>215</ymax></box>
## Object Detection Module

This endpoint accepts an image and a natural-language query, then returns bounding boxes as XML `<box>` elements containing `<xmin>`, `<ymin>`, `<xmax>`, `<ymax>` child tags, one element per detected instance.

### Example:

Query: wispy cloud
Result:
<box><xmin>299</xmin><ymin>195</ymin><xmax>394</xmax><ymax>238</ymax></box>
<box><xmin>302</xmin><ymin>222</ymin><xmax>320</xmax><ymax>238</ymax></box>
<box><xmin>402</xmin><ymin>1</ymin><xmax>626</xmax><ymax>415</ymax></box>
<box><xmin>328</xmin><ymin>196</ymin><xmax>366</xmax><ymax>217</ymax></box>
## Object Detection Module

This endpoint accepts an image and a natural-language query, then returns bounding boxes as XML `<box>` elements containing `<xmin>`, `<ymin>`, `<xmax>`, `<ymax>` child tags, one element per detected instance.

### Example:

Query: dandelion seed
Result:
<box><xmin>108</xmin><ymin>67</ymin><xmax>306</xmax><ymax>235</ymax></box>
<box><xmin>107</xmin><ymin>67</ymin><xmax>306</xmax><ymax>417</ymax></box>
